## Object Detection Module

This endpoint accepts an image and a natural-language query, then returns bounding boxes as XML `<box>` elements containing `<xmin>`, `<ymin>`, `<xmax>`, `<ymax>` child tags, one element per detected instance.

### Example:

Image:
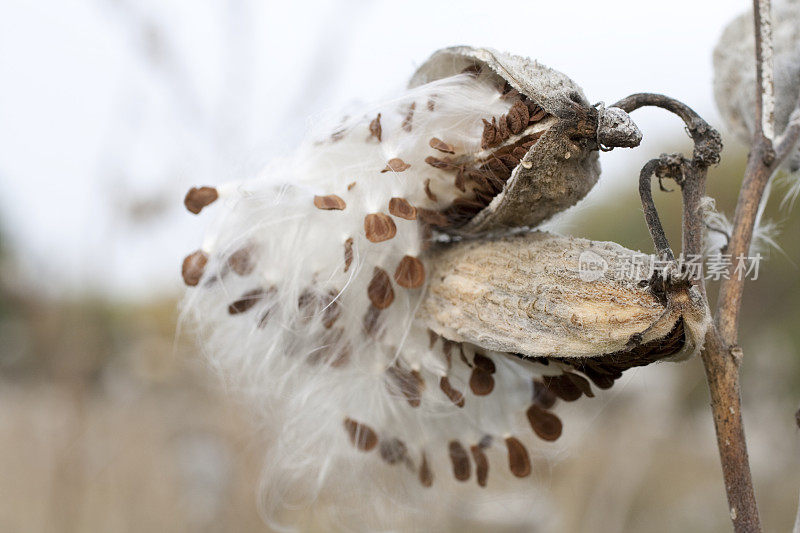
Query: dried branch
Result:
<box><xmin>612</xmin><ymin>90</ymin><xmax>764</xmax><ymax>531</ymax></box>
<box><xmin>616</xmin><ymin>1</ymin><xmax>800</xmax><ymax>528</ymax></box>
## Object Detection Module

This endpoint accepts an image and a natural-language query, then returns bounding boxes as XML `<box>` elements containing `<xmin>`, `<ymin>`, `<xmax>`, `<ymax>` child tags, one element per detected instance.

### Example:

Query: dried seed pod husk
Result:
<box><xmin>420</xmin><ymin>231</ymin><xmax>709</xmax><ymax>363</ymax></box>
<box><xmin>714</xmin><ymin>2</ymin><xmax>800</xmax><ymax>169</ymax></box>
<box><xmin>410</xmin><ymin>46</ymin><xmax>641</xmax><ymax>235</ymax></box>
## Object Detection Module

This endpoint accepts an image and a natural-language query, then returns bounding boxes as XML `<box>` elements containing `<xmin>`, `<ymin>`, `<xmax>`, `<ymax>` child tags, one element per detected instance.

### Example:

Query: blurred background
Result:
<box><xmin>0</xmin><ymin>0</ymin><xmax>798</xmax><ymax>531</ymax></box>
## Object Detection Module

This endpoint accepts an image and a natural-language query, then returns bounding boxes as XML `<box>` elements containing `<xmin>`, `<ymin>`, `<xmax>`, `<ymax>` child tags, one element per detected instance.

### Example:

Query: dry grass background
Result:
<box><xmin>0</xmin><ymin>142</ymin><xmax>798</xmax><ymax>532</ymax></box>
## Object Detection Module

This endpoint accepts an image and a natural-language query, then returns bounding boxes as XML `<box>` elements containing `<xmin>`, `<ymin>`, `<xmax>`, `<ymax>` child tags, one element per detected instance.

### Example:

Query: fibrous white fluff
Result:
<box><xmin>180</xmin><ymin>62</ymin><xmax>684</xmax><ymax>531</ymax></box>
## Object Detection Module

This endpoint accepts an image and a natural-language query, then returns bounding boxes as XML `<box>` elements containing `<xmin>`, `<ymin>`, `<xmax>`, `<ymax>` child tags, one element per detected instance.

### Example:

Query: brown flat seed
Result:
<box><xmin>386</xmin><ymin>365</ymin><xmax>425</xmax><ymax>407</ymax></box>
<box><xmin>424</xmin><ymin>156</ymin><xmax>456</xmax><ymax>170</ymax></box>
<box><xmin>367</xmin><ymin>267</ymin><xmax>394</xmax><ymax>309</ymax></box>
<box><xmin>369</xmin><ymin>113</ymin><xmax>382</xmax><ymax>141</ymax></box>
<box><xmin>470</xmin><ymin>445</ymin><xmax>489</xmax><ymax>487</ymax></box>
<box><xmin>417</xmin><ymin>209</ymin><xmax>449</xmax><ymax>227</ymax></box>
<box><xmin>381</xmin><ymin>158</ymin><xmax>410</xmax><ymax>173</ymax></box>
<box><xmin>363</xmin><ymin>305</ymin><xmax>382</xmax><ymax>336</ymax></box>
<box><xmin>343</xmin><ymin>237</ymin><xmax>354</xmax><ymax>272</ymax></box>
<box><xmin>529</xmin><ymin>106</ymin><xmax>547</xmax><ymax>122</ymax></box>
<box><xmin>564</xmin><ymin>372</ymin><xmax>594</xmax><ymax>398</ymax></box>
<box><xmin>228</xmin><ymin>288</ymin><xmax>265</xmax><ymax>315</ymax></box>
<box><xmin>314</xmin><ymin>194</ymin><xmax>346</xmax><ymax>210</ymax></box>
<box><xmin>506</xmin><ymin>100</ymin><xmax>530</xmax><ymax>134</ymax></box>
<box><xmin>526</xmin><ymin>404</ymin><xmax>563</xmax><ymax>442</ymax></box>
<box><xmin>419</xmin><ymin>453</ymin><xmax>433</xmax><ymax>487</ymax></box>
<box><xmin>505</xmin><ymin>437</ymin><xmax>531</xmax><ymax>477</ymax></box>
<box><xmin>394</xmin><ymin>255</ymin><xmax>425</xmax><ymax>289</ymax></box>
<box><xmin>364</xmin><ymin>213</ymin><xmax>397</xmax><ymax>242</ymax></box>
<box><xmin>428</xmin><ymin>328</ymin><xmax>438</xmax><ymax>349</ymax></box>
<box><xmin>181</xmin><ymin>250</ymin><xmax>208</xmax><ymax>286</ymax></box>
<box><xmin>429</xmin><ymin>137</ymin><xmax>455</xmax><ymax>154</ymax></box>
<box><xmin>184</xmin><ymin>186</ymin><xmax>218</xmax><ymax>214</ymax></box>
<box><xmin>347</xmin><ymin>181</ymin><xmax>357</xmax><ymax>191</ymax></box>
<box><xmin>532</xmin><ymin>380</ymin><xmax>557</xmax><ymax>409</ymax></box>
<box><xmin>388</xmin><ymin>197</ymin><xmax>417</xmax><ymax>220</ymax></box>
<box><xmin>343</xmin><ymin>418</ymin><xmax>378</xmax><ymax>451</ymax></box>
<box><xmin>402</xmin><ymin>102</ymin><xmax>415</xmax><ymax>132</ymax></box>
<box><xmin>228</xmin><ymin>246</ymin><xmax>255</xmax><ymax>276</ymax></box>
<box><xmin>469</xmin><ymin>368</ymin><xmax>495</xmax><ymax>396</ymax></box>
<box><xmin>379</xmin><ymin>438</ymin><xmax>408</xmax><ymax>465</ymax></box>
<box><xmin>542</xmin><ymin>375</ymin><xmax>582</xmax><ymax>402</ymax></box>
<box><xmin>448</xmin><ymin>441</ymin><xmax>471</xmax><ymax>481</ymax></box>
<box><xmin>423</xmin><ymin>179</ymin><xmax>438</xmax><ymax>202</ymax></box>
<box><xmin>440</xmin><ymin>376</ymin><xmax>465</xmax><ymax>408</ymax></box>
<box><xmin>473</xmin><ymin>353</ymin><xmax>496</xmax><ymax>373</ymax></box>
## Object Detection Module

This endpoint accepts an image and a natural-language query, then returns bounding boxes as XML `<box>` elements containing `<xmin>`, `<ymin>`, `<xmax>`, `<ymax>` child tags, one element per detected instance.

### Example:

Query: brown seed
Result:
<box><xmin>386</xmin><ymin>365</ymin><xmax>425</xmax><ymax>407</ymax></box>
<box><xmin>322</xmin><ymin>291</ymin><xmax>341</xmax><ymax>328</ymax></box>
<box><xmin>448</xmin><ymin>441</ymin><xmax>471</xmax><ymax>481</ymax></box>
<box><xmin>184</xmin><ymin>186</ymin><xmax>218</xmax><ymax>214</ymax></box>
<box><xmin>529</xmin><ymin>105</ymin><xmax>547</xmax><ymax>123</ymax></box>
<box><xmin>424</xmin><ymin>156</ymin><xmax>456</xmax><ymax>170</ymax></box>
<box><xmin>379</xmin><ymin>438</ymin><xmax>408</xmax><ymax>465</ymax></box>
<box><xmin>343</xmin><ymin>418</ymin><xmax>378</xmax><ymax>451</ymax></box>
<box><xmin>429</xmin><ymin>137</ymin><xmax>455</xmax><ymax>154</ymax></box>
<box><xmin>381</xmin><ymin>158</ymin><xmax>411</xmax><ymax>173</ymax></box>
<box><xmin>363</xmin><ymin>305</ymin><xmax>382</xmax><ymax>336</ymax></box>
<box><xmin>402</xmin><ymin>102</ymin><xmax>415</xmax><ymax>132</ymax></box>
<box><xmin>532</xmin><ymin>380</ymin><xmax>557</xmax><ymax>409</ymax></box>
<box><xmin>423</xmin><ymin>179</ymin><xmax>438</xmax><ymax>202</ymax></box>
<box><xmin>394</xmin><ymin>255</ymin><xmax>425</xmax><ymax>289</ymax></box>
<box><xmin>228</xmin><ymin>288</ymin><xmax>265</xmax><ymax>315</ymax></box>
<box><xmin>228</xmin><ymin>246</ymin><xmax>255</xmax><ymax>276</ymax></box>
<box><xmin>369</xmin><ymin>113</ymin><xmax>382</xmax><ymax>142</ymax></box>
<box><xmin>542</xmin><ymin>373</ymin><xmax>594</xmax><ymax>402</ymax></box>
<box><xmin>367</xmin><ymin>267</ymin><xmax>394</xmax><ymax>309</ymax></box>
<box><xmin>426</xmin><ymin>98</ymin><xmax>436</xmax><ymax>111</ymax></box>
<box><xmin>417</xmin><ymin>208</ymin><xmax>450</xmax><ymax>227</ymax></box>
<box><xmin>428</xmin><ymin>329</ymin><xmax>439</xmax><ymax>349</ymax></box>
<box><xmin>469</xmin><ymin>368</ymin><xmax>495</xmax><ymax>396</ymax></box>
<box><xmin>481</xmin><ymin>118</ymin><xmax>499</xmax><ymax>149</ymax></box>
<box><xmin>564</xmin><ymin>372</ymin><xmax>594</xmax><ymax>397</ymax></box>
<box><xmin>419</xmin><ymin>453</ymin><xmax>433</xmax><ymax>487</ymax></box>
<box><xmin>439</xmin><ymin>376</ymin><xmax>465</xmax><ymax>408</ymax></box>
<box><xmin>347</xmin><ymin>181</ymin><xmax>357</xmax><ymax>191</ymax></box>
<box><xmin>343</xmin><ymin>237</ymin><xmax>354</xmax><ymax>272</ymax></box>
<box><xmin>181</xmin><ymin>250</ymin><xmax>208</xmax><ymax>286</ymax></box>
<box><xmin>505</xmin><ymin>437</ymin><xmax>531</xmax><ymax>477</ymax></box>
<box><xmin>441</xmin><ymin>339</ymin><xmax>454</xmax><ymax>360</ymax></box>
<box><xmin>542</xmin><ymin>375</ymin><xmax>580</xmax><ymax>402</ymax></box>
<box><xmin>526</xmin><ymin>404</ymin><xmax>563</xmax><ymax>442</ymax></box>
<box><xmin>470</xmin><ymin>445</ymin><xmax>489</xmax><ymax>487</ymax></box>
<box><xmin>388</xmin><ymin>197</ymin><xmax>417</xmax><ymax>220</ymax></box>
<box><xmin>506</xmin><ymin>100</ymin><xmax>530</xmax><ymax>134</ymax></box>
<box><xmin>364</xmin><ymin>213</ymin><xmax>397</xmax><ymax>242</ymax></box>
<box><xmin>314</xmin><ymin>194</ymin><xmax>346</xmax><ymax>210</ymax></box>
<box><xmin>473</xmin><ymin>353</ymin><xmax>496</xmax><ymax>373</ymax></box>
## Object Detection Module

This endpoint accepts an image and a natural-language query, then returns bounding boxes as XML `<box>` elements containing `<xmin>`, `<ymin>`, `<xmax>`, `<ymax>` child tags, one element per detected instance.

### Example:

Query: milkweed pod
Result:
<box><xmin>420</xmin><ymin>232</ymin><xmax>709</xmax><ymax>365</ymax></box>
<box><xmin>714</xmin><ymin>2</ymin><xmax>800</xmax><ymax>170</ymax></box>
<box><xmin>410</xmin><ymin>46</ymin><xmax>642</xmax><ymax>235</ymax></box>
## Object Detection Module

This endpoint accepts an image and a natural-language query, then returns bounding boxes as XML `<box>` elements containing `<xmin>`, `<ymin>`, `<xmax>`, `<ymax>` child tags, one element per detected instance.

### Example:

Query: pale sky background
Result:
<box><xmin>0</xmin><ymin>0</ymin><xmax>752</xmax><ymax>300</ymax></box>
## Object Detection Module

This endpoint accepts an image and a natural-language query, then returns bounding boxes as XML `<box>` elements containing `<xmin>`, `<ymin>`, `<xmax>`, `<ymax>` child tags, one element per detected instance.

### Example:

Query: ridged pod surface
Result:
<box><xmin>422</xmin><ymin>232</ymin><xmax>708</xmax><ymax>362</ymax></box>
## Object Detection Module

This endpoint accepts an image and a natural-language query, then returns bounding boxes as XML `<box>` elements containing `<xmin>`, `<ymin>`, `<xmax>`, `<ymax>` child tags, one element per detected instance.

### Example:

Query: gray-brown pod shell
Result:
<box><xmin>410</xmin><ymin>46</ymin><xmax>641</xmax><ymax>235</ymax></box>
<box><xmin>419</xmin><ymin>232</ymin><xmax>709</xmax><ymax>362</ymax></box>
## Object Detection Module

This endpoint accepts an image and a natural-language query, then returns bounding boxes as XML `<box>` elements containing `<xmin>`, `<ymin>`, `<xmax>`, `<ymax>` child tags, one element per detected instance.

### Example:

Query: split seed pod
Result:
<box><xmin>181</xmin><ymin>46</ymin><xmax>656</xmax><ymax>529</ymax></box>
<box><xmin>421</xmin><ymin>231</ymin><xmax>709</xmax><ymax>366</ymax></box>
<box><xmin>410</xmin><ymin>46</ymin><xmax>642</xmax><ymax>234</ymax></box>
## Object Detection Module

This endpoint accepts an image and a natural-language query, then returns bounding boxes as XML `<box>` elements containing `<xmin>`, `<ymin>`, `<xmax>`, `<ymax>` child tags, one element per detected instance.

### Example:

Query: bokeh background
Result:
<box><xmin>1</xmin><ymin>0</ymin><xmax>798</xmax><ymax>531</ymax></box>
